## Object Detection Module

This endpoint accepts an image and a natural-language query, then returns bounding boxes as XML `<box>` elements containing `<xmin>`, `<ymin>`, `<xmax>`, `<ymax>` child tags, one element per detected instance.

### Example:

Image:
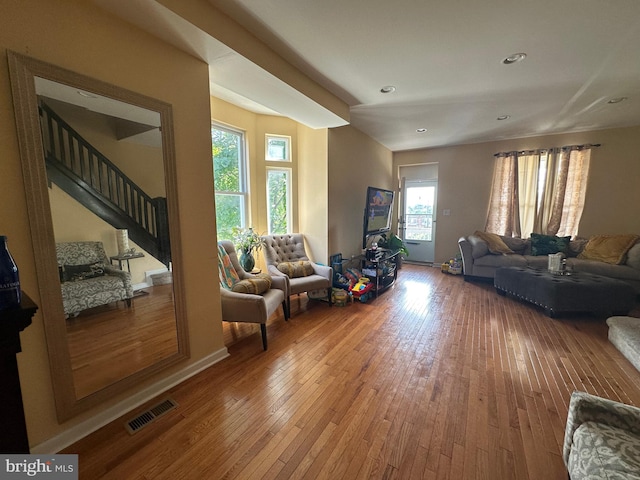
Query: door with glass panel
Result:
<box><xmin>401</xmin><ymin>180</ymin><xmax>437</xmax><ymax>263</ymax></box>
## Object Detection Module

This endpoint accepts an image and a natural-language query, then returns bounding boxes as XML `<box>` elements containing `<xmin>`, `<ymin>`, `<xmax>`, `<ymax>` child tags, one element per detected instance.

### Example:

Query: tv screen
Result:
<box><xmin>363</xmin><ymin>186</ymin><xmax>394</xmax><ymax>239</ymax></box>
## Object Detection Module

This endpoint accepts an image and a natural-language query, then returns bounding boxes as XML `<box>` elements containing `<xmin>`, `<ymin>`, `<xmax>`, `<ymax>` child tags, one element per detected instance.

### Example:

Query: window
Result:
<box><xmin>265</xmin><ymin>135</ymin><xmax>290</xmax><ymax>162</ymax></box>
<box><xmin>212</xmin><ymin>124</ymin><xmax>248</xmax><ymax>241</ymax></box>
<box><xmin>486</xmin><ymin>145</ymin><xmax>593</xmax><ymax>238</ymax></box>
<box><xmin>266</xmin><ymin>168</ymin><xmax>292</xmax><ymax>234</ymax></box>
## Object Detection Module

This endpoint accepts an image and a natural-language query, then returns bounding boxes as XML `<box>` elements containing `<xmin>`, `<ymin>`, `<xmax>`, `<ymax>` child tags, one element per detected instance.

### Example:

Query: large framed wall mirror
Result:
<box><xmin>7</xmin><ymin>51</ymin><xmax>189</xmax><ymax>422</ymax></box>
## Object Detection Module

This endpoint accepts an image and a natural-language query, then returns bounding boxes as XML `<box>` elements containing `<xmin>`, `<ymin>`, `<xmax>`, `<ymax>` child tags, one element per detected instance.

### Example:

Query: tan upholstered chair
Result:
<box><xmin>261</xmin><ymin>234</ymin><xmax>333</xmax><ymax>310</ymax></box>
<box><xmin>218</xmin><ymin>241</ymin><xmax>289</xmax><ymax>350</ymax></box>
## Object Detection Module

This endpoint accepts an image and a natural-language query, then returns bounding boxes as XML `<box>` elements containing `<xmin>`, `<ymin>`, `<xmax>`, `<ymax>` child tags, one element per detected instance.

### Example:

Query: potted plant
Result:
<box><xmin>379</xmin><ymin>232</ymin><xmax>409</xmax><ymax>268</ymax></box>
<box><xmin>232</xmin><ymin>227</ymin><xmax>263</xmax><ymax>272</ymax></box>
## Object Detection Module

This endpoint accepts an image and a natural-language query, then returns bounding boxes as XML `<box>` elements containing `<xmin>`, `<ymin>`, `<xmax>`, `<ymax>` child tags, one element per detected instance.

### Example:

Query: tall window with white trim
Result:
<box><xmin>212</xmin><ymin>124</ymin><xmax>248</xmax><ymax>240</ymax></box>
<box><xmin>266</xmin><ymin>167</ymin><xmax>292</xmax><ymax>234</ymax></box>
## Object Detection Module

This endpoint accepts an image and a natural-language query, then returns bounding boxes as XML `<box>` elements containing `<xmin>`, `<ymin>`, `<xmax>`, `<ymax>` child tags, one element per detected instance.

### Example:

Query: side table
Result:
<box><xmin>109</xmin><ymin>252</ymin><xmax>145</xmax><ymax>272</ymax></box>
<box><xmin>0</xmin><ymin>291</ymin><xmax>38</xmax><ymax>453</ymax></box>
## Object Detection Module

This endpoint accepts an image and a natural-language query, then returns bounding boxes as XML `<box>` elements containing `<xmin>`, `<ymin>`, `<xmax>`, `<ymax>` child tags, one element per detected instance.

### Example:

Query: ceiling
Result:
<box><xmin>101</xmin><ymin>0</ymin><xmax>640</xmax><ymax>152</ymax></box>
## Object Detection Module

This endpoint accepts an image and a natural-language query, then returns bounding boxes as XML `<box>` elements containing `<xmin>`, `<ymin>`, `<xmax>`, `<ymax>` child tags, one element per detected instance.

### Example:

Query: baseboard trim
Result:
<box><xmin>31</xmin><ymin>347</ymin><xmax>230</xmax><ymax>454</ymax></box>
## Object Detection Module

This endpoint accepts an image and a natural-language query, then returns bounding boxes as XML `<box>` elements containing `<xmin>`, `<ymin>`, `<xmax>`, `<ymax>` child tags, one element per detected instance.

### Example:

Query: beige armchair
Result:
<box><xmin>218</xmin><ymin>241</ymin><xmax>289</xmax><ymax>350</ymax></box>
<box><xmin>261</xmin><ymin>234</ymin><xmax>333</xmax><ymax>310</ymax></box>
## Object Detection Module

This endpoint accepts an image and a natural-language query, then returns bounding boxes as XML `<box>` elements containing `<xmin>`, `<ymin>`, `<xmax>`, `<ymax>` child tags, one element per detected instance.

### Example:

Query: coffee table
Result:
<box><xmin>494</xmin><ymin>266</ymin><xmax>636</xmax><ymax>317</ymax></box>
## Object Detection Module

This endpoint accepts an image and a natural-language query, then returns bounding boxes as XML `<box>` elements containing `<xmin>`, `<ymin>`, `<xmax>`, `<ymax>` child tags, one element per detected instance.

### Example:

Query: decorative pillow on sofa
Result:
<box><xmin>472</xmin><ymin>231</ymin><xmax>513</xmax><ymax>255</ymax></box>
<box><xmin>567</xmin><ymin>237</ymin><xmax>589</xmax><ymax>257</ymax></box>
<box><xmin>231</xmin><ymin>273</ymin><xmax>272</xmax><ymax>294</ymax></box>
<box><xmin>530</xmin><ymin>233</ymin><xmax>571</xmax><ymax>256</ymax></box>
<box><xmin>277</xmin><ymin>260</ymin><xmax>314</xmax><ymax>278</ymax></box>
<box><xmin>62</xmin><ymin>263</ymin><xmax>105</xmax><ymax>282</ymax></box>
<box><xmin>578</xmin><ymin>234</ymin><xmax>640</xmax><ymax>265</ymax></box>
<box><xmin>217</xmin><ymin>244</ymin><xmax>240</xmax><ymax>290</ymax></box>
<box><xmin>501</xmin><ymin>236</ymin><xmax>529</xmax><ymax>255</ymax></box>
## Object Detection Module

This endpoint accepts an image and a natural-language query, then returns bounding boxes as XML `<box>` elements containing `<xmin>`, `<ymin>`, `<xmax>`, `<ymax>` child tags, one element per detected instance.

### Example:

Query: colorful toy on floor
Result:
<box><xmin>349</xmin><ymin>277</ymin><xmax>374</xmax><ymax>303</ymax></box>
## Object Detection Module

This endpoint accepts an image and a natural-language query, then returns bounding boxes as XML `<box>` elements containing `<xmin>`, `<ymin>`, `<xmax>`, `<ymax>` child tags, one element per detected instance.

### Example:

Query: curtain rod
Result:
<box><xmin>494</xmin><ymin>143</ymin><xmax>601</xmax><ymax>157</ymax></box>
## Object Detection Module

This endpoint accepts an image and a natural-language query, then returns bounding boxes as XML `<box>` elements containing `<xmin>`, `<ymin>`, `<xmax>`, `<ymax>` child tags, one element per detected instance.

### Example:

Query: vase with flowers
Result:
<box><xmin>232</xmin><ymin>227</ymin><xmax>263</xmax><ymax>272</ymax></box>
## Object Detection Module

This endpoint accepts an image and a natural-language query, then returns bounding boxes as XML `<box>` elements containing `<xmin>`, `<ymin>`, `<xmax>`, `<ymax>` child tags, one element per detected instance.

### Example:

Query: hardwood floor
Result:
<box><xmin>66</xmin><ymin>284</ymin><xmax>178</xmax><ymax>399</ymax></box>
<box><xmin>63</xmin><ymin>265</ymin><xmax>640</xmax><ymax>479</ymax></box>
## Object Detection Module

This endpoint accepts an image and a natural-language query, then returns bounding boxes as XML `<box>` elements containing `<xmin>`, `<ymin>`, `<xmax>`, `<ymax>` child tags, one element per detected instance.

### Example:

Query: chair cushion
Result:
<box><xmin>277</xmin><ymin>260</ymin><xmax>314</xmax><ymax>278</ymax></box>
<box><xmin>568</xmin><ymin>421</ymin><xmax>640</xmax><ymax>479</ymax></box>
<box><xmin>231</xmin><ymin>273</ymin><xmax>272</xmax><ymax>294</ymax></box>
<box><xmin>218</xmin><ymin>244</ymin><xmax>240</xmax><ymax>290</ymax></box>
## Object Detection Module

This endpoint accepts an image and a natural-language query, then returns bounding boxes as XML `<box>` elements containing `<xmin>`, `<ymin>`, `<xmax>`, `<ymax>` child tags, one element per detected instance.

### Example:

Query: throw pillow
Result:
<box><xmin>63</xmin><ymin>263</ymin><xmax>105</xmax><ymax>282</ymax></box>
<box><xmin>472</xmin><ymin>231</ymin><xmax>513</xmax><ymax>255</ymax></box>
<box><xmin>502</xmin><ymin>236</ymin><xmax>529</xmax><ymax>255</ymax></box>
<box><xmin>626</xmin><ymin>242</ymin><xmax>640</xmax><ymax>270</ymax></box>
<box><xmin>578</xmin><ymin>234</ymin><xmax>640</xmax><ymax>265</ymax></box>
<box><xmin>231</xmin><ymin>273</ymin><xmax>272</xmax><ymax>294</ymax></box>
<box><xmin>567</xmin><ymin>237</ymin><xmax>589</xmax><ymax>257</ymax></box>
<box><xmin>277</xmin><ymin>260</ymin><xmax>314</xmax><ymax>278</ymax></box>
<box><xmin>530</xmin><ymin>233</ymin><xmax>571</xmax><ymax>256</ymax></box>
<box><xmin>217</xmin><ymin>244</ymin><xmax>240</xmax><ymax>290</ymax></box>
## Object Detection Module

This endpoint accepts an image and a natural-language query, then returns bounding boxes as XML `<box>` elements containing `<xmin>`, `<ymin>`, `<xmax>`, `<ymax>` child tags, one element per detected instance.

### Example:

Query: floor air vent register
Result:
<box><xmin>125</xmin><ymin>397</ymin><xmax>178</xmax><ymax>435</ymax></box>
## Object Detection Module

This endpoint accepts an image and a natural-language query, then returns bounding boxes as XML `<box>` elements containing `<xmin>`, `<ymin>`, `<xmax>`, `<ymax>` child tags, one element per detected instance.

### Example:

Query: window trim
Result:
<box><xmin>212</xmin><ymin>122</ymin><xmax>249</xmax><ymax>235</ymax></box>
<box><xmin>266</xmin><ymin>166</ymin><xmax>292</xmax><ymax>234</ymax></box>
<box><xmin>265</xmin><ymin>134</ymin><xmax>291</xmax><ymax>162</ymax></box>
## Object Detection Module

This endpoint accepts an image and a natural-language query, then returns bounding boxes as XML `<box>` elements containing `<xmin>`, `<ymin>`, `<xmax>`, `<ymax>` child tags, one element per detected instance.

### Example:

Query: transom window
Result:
<box><xmin>265</xmin><ymin>135</ymin><xmax>290</xmax><ymax>162</ymax></box>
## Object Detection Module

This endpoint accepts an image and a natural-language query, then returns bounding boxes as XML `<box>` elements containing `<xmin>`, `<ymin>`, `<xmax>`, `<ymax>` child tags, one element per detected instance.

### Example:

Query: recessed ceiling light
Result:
<box><xmin>497</xmin><ymin>115</ymin><xmax>511</xmax><ymax>121</ymax></box>
<box><xmin>380</xmin><ymin>85</ymin><xmax>396</xmax><ymax>94</ymax></box>
<box><xmin>502</xmin><ymin>53</ymin><xmax>527</xmax><ymax>65</ymax></box>
<box><xmin>416</xmin><ymin>128</ymin><xmax>427</xmax><ymax>133</ymax></box>
<box><xmin>608</xmin><ymin>97</ymin><xmax>627</xmax><ymax>104</ymax></box>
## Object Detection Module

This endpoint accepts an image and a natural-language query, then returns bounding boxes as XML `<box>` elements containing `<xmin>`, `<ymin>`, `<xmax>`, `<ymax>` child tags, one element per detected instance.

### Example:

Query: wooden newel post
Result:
<box><xmin>0</xmin><ymin>291</ymin><xmax>37</xmax><ymax>453</ymax></box>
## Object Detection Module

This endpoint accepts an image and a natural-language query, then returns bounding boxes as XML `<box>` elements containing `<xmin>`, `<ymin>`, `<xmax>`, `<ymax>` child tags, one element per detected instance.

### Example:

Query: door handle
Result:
<box><xmin>406</xmin><ymin>241</ymin><xmax>420</xmax><ymax>245</ymax></box>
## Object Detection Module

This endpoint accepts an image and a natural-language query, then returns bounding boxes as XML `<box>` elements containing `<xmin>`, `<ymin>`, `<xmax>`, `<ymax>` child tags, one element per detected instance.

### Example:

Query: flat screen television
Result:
<box><xmin>363</xmin><ymin>186</ymin><xmax>394</xmax><ymax>247</ymax></box>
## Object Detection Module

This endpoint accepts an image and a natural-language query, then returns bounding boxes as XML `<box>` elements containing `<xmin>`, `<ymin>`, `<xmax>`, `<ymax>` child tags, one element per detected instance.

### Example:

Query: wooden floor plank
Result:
<box><xmin>63</xmin><ymin>265</ymin><xmax>640</xmax><ymax>479</ymax></box>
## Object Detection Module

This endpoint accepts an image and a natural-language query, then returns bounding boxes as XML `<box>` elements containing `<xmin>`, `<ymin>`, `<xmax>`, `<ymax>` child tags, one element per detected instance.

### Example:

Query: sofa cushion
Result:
<box><xmin>501</xmin><ymin>236</ymin><xmax>529</xmax><ymax>255</ymax></box>
<box><xmin>475</xmin><ymin>254</ymin><xmax>527</xmax><ymax>269</ymax></box>
<box><xmin>626</xmin><ymin>242</ymin><xmax>640</xmax><ymax>270</ymax></box>
<box><xmin>568</xmin><ymin>421</ymin><xmax>640</xmax><ymax>480</ymax></box>
<box><xmin>530</xmin><ymin>233</ymin><xmax>570</xmax><ymax>256</ymax></box>
<box><xmin>579</xmin><ymin>234</ymin><xmax>640</xmax><ymax>265</ymax></box>
<box><xmin>468</xmin><ymin>235</ymin><xmax>489</xmax><ymax>259</ymax></box>
<box><xmin>277</xmin><ymin>260</ymin><xmax>314</xmax><ymax>278</ymax></box>
<box><xmin>568</xmin><ymin>237</ymin><xmax>590</xmax><ymax>257</ymax></box>
<box><xmin>473</xmin><ymin>231</ymin><xmax>513</xmax><ymax>255</ymax></box>
<box><xmin>231</xmin><ymin>273</ymin><xmax>272</xmax><ymax>294</ymax></box>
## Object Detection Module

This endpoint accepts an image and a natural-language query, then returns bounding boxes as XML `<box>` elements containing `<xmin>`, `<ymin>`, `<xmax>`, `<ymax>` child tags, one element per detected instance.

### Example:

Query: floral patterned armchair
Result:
<box><xmin>56</xmin><ymin>241</ymin><xmax>133</xmax><ymax>316</ymax></box>
<box><xmin>563</xmin><ymin>390</ymin><xmax>640</xmax><ymax>479</ymax></box>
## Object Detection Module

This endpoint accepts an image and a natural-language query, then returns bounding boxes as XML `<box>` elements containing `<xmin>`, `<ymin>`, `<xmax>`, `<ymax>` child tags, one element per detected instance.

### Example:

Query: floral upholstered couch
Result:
<box><xmin>564</xmin><ymin>391</ymin><xmax>640</xmax><ymax>479</ymax></box>
<box><xmin>458</xmin><ymin>232</ymin><xmax>640</xmax><ymax>294</ymax></box>
<box><xmin>56</xmin><ymin>242</ymin><xmax>133</xmax><ymax>316</ymax></box>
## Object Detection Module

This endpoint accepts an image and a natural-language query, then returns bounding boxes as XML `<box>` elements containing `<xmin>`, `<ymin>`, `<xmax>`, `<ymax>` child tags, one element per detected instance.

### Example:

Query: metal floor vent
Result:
<box><xmin>125</xmin><ymin>397</ymin><xmax>178</xmax><ymax>435</ymax></box>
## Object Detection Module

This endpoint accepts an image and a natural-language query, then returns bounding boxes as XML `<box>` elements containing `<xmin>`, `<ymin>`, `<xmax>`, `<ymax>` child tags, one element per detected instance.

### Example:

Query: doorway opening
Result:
<box><xmin>399</xmin><ymin>179</ymin><xmax>437</xmax><ymax>264</ymax></box>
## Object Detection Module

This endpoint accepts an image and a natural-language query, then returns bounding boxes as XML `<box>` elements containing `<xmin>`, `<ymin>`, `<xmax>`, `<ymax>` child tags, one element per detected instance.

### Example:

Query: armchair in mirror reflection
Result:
<box><xmin>0</xmin><ymin>236</ymin><xmax>21</xmax><ymax>310</ymax></box>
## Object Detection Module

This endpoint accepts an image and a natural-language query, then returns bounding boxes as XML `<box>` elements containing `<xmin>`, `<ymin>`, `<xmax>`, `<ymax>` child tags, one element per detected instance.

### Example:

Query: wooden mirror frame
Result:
<box><xmin>7</xmin><ymin>51</ymin><xmax>190</xmax><ymax>422</ymax></box>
